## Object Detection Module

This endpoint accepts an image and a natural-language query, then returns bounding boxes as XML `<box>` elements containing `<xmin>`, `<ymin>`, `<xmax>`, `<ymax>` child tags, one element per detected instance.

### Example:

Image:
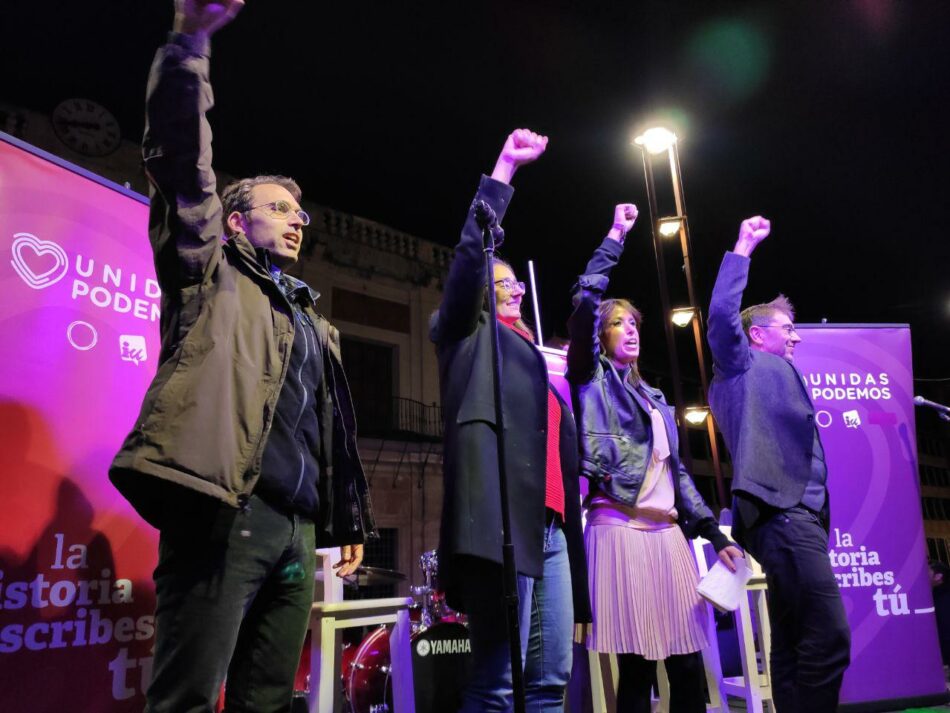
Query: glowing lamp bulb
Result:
<box><xmin>634</xmin><ymin>127</ymin><xmax>678</xmax><ymax>154</ymax></box>
<box><xmin>671</xmin><ymin>308</ymin><xmax>695</xmax><ymax>328</ymax></box>
<box><xmin>658</xmin><ymin>218</ymin><xmax>682</xmax><ymax>237</ymax></box>
<box><xmin>684</xmin><ymin>407</ymin><xmax>709</xmax><ymax>425</ymax></box>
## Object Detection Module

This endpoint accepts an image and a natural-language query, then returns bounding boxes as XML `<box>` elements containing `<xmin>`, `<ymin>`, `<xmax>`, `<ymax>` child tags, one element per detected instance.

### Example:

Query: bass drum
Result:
<box><xmin>346</xmin><ymin>625</ymin><xmax>392</xmax><ymax>713</ymax></box>
<box><xmin>344</xmin><ymin>622</ymin><xmax>472</xmax><ymax>713</ymax></box>
<box><xmin>410</xmin><ymin>622</ymin><xmax>472</xmax><ymax>713</ymax></box>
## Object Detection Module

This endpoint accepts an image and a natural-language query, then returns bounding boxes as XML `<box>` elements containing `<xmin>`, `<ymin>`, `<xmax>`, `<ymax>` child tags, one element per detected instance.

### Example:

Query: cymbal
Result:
<box><xmin>315</xmin><ymin>565</ymin><xmax>406</xmax><ymax>584</ymax></box>
<box><xmin>349</xmin><ymin>565</ymin><xmax>407</xmax><ymax>587</ymax></box>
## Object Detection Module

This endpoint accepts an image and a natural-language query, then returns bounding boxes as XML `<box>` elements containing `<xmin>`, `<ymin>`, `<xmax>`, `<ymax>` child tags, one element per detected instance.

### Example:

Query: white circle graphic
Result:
<box><xmin>815</xmin><ymin>410</ymin><xmax>833</xmax><ymax>429</ymax></box>
<box><xmin>67</xmin><ymin>321</ymin><xmax>98</xmax><ymax>351</ymax></box>
<box><xmin>415</xmin><ymin>640</ymin><xmax>430</xmax><ymax>657</ymax></box>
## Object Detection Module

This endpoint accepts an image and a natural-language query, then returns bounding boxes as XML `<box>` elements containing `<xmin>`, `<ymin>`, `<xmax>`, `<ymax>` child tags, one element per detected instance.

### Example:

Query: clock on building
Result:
<box><xmin>51</xmin><ymin>98</ymin><xmax>121</xmax><ymax>157</ymax></box>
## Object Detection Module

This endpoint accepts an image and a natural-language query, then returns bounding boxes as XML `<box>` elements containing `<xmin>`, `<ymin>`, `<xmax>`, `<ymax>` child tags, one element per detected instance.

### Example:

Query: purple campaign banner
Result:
<box><xmin>795</xmin><ymin>325</ymin><xmax>945</xmax><ymax>706</ymax></box>
<box><xmin>0</xmin><ymin>133</ymin><xmax>159</xmax><ymax>710</ymax></box>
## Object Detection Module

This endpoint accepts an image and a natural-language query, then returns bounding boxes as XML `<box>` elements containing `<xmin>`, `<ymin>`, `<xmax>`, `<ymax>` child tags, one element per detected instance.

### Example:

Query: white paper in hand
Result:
<box><xmin>696</xmin><ymin>555</ymin><xmax>753</xmax><ymax>612</ymax></box>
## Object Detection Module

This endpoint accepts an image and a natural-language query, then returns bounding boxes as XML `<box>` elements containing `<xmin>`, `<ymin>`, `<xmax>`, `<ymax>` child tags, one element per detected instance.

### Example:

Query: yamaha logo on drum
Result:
<box><xmin>415</xmin><ymin>637</ymin><xmax>471</xmax><ymax>657</ymax></box>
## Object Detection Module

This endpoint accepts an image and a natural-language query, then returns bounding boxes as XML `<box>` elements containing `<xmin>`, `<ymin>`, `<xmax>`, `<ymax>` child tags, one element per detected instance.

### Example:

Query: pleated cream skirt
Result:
<box><xmin>584</xmin><ymin>517</ymin><xmax>708</xmax><ymax>659</ymax></box>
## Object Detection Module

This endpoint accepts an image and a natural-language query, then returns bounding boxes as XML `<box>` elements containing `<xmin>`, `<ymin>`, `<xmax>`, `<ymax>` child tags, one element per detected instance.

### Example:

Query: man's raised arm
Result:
<box><xmin>707</xmin><ymin>216</ymin><xmax>771</xmax><ymax>377</ymax></box>
<box><xmin>144</xmin><ymin>0</ymin><xmax>245</xmax><ymax>293</ymax></box>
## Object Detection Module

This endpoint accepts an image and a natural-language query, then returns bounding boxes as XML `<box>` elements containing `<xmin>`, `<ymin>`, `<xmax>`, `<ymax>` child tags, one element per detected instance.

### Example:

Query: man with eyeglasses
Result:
<box><xmin>109</xmin><ymin>1</ymin><xmax>375</xmax><ymax>710</ymax></box>
<box><xmin>707</xmin><ymin>216</ymin><xmax>850</xmax><ymax>712</ymax></box>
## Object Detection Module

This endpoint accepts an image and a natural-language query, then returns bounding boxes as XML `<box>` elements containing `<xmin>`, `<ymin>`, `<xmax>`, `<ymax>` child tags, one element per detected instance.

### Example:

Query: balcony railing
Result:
<box><xmin>303</xmin><ymin>204</ymin><xmax>453</xmax><ymax>286</ymax></box>
<box><xmin>355</xmin><ymin>396</ymin><xmax>443</xmax><ymax>441</ymax></box>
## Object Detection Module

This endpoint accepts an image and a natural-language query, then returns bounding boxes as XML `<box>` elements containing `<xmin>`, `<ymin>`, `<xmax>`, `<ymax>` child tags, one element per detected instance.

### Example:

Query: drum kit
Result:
<box><xmin>336</xmin><ymin>550</ymin><xmax>472</xmax><ymax>713</ymax></box>
<box><xmin>222</xmin><ymin>552</ymin><xmax>469</xmax><ymax>713</ymax></box>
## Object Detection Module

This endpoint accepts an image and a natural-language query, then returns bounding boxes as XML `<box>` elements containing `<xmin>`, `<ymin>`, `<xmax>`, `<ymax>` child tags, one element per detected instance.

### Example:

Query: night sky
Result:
<box><xmin>5</xmin><ymin>1</ymin><xmax>949</xmax><ymax>388</ymax></box>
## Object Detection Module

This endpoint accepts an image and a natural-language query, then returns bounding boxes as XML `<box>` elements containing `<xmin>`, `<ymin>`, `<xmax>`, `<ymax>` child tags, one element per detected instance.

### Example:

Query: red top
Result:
<box><xmin>504</xmin><ymin>321</ymin><xmax>565</xmax><ymax>520</ymax></box>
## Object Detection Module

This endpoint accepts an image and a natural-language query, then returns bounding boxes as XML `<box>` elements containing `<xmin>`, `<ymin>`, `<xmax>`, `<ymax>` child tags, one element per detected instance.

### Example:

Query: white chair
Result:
<box><xmin>307</xmin><ymin>547</ymin><xmax>416</xmax><ymax>713</ymax></box>
<box><xmin>691</xmin><ymin>529</ymin><xmax>774</xmax><ymax>713</ymax></box>
<box><xmin>585</xmin><ymin>644</ymin><xmax>619</xmax><ymax>713</ymax></box>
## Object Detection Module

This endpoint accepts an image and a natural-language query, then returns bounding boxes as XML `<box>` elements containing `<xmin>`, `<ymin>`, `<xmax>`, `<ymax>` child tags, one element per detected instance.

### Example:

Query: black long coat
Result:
<box><xmin>430</xmin><ymin>175</ymin><xmax>590</xmax><ymax>622</ymax></box>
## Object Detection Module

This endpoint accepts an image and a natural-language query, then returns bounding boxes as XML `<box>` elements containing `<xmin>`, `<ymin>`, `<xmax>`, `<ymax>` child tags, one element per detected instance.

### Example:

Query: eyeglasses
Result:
<box><xmin>760</xmin><ymin>323</ymin><xmax>798</xmax><ymax>336</ymax></box>
<box><xmin>494</xmin><ymin>278</ymin><xmax>526</xmax><ymax>294</ymax></box>
<box><xmin>246</xmin><ymin>200</ymin><xmax>311</xmax><ymax>226</ymax></box>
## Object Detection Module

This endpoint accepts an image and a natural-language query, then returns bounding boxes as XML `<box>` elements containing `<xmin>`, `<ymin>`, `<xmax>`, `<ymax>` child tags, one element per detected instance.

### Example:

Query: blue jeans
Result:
<box><xmin>458</xmin><ymin>522</ymin><xmax>574</xmax><ymax>713</ymax></box>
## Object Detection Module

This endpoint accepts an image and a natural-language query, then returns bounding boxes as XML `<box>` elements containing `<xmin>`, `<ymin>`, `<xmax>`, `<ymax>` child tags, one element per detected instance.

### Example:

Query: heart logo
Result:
<box><xmin>10</xmin><ymin>233</ymin><xmax>69</xmax><ymax>290</ymax></box>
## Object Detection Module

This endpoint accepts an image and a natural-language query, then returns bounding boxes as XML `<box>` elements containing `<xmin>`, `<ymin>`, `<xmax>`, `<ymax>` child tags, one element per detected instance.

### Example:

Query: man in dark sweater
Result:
<box><xmin>707</xmin><ymin>216</ymin><xmax>850</xmax><ymax>712</ymax></box>
<box><xmin>109</xmin><ymin>1</ymin><xmax>375</xmax><ymax>710</ymax></box>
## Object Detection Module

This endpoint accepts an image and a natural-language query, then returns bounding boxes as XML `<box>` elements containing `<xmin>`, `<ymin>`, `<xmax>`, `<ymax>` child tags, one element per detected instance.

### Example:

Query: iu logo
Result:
<box><xmin>10</xmin><ymin>233</ymin><xmax>69</xmax><ymax>289</ymax></box>
<box><xmin>120</xmin><ymin>335</ymin><xmax>148</xmax><ymax>366</ymax></box>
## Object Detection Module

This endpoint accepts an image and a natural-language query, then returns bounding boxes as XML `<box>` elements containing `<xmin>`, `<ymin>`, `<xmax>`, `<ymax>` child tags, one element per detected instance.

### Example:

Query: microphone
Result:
<box><xmin>914</xmin><ymin>395</ymin><xmax>950</xmax><ymax>414</ymax></box>
<box><xmin>473</xmin><ymin>199</ymin><xmax>505</xmax><ymax>247</ymax></box>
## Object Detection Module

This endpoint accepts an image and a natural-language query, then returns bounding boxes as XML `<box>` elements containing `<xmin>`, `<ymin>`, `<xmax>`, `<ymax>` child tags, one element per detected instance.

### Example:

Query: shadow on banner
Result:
<box><xmin>0</xmin><ymin>133</ymin><xmax>160</xmax><ymax>711</ymax></box>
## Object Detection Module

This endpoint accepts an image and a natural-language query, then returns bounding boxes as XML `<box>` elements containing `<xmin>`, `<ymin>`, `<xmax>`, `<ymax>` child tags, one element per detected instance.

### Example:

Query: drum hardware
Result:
<box><xmin>408</xmin><ymin>549</ymin><xmax>455</xmax><ymax>631</ymax></box>
<box><xmin>408</xmin><ymin>585</ymin><xmax>435</xmax><ymax>631</ymax></box>
<box><xmin>340</xmin><ymin>549</ymin><xmax>471</xmax><ymax>713</ymax></box>
<box><xmin>350</xmin><ymin>661</ymin><xmax>391</xmax><ymax>675</ymax></box>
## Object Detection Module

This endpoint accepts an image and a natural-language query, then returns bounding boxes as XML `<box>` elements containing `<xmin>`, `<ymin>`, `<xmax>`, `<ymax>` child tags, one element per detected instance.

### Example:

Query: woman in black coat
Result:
<box><xmin>430</xmin><ymin>129</ymin><xmax>590</xmax><ymax>712</ymax></box>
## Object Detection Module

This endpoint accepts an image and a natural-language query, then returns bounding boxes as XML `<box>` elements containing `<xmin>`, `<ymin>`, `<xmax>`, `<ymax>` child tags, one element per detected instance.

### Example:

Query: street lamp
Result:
<box><xmin>658</xmin><ymin>216</ymin><xmax>685</xmax><ymax>238</ymax></box>
<box><xmin>634</xmin><ymin>127</ymin><xmax>677</xmax><ymax>155</ymax></box>
<box><xmin>671</xmin><ymin>307</ymin><xmax>696</xmax><ymax>328</ymax></box>
<box><xmin>684</xmin><ymin>406</ymin><xmax>710</xmax><ymax>425</ymax></box>
<box><xmin>633</xmin><ymin>125</ymin><xmax>726</xmax><ymax>507</ymax></box>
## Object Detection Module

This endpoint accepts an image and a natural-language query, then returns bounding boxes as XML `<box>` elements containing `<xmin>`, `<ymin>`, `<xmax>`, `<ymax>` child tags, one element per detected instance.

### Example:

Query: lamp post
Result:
<box><xmin>634</xmin><ymin>127</ymin><xmax>726</xmax><ymax>507</ymax></box>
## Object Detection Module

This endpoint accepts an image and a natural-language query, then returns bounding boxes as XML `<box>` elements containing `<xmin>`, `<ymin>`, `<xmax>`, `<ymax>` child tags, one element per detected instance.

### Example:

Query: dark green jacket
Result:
<box><xmin>110</xmin><ymin>32</ymin><xmax>374</xmax><ymax>546</ymax></box>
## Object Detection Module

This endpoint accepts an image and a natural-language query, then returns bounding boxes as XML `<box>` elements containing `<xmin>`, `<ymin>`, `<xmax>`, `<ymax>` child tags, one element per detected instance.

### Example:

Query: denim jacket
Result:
<box><xmin>566</xmin><ymin>238</ymin><xmax>728</xmax><ymax>550</ymax></box>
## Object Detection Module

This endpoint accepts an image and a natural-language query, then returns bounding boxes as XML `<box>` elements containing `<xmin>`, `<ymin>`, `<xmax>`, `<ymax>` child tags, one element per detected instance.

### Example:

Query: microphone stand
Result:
<box><xmin>915</xmin><ymin>395</ymin><xmax>950</xmax><ymax>422</ymax></box>
<box><xmin>474</xmin><ymin>199</ymin><xmax>526</xmax><ymax>713</ymax></box>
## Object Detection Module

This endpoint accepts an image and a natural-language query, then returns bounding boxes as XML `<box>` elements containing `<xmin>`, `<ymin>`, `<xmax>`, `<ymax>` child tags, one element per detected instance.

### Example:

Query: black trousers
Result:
<box><xmin>745</xmin><ymin>506</ymin><xmax>851</xmax><ymax>713</ymax></box>
<box><xmin>146</xmin><ymin>493</ymin><xmax>316</xmax><ymax>713</ymax></box>
<box><xmin>616</xmin><ymin>651</ymin><xmax>706</xmax><ymax>713</ymax></box>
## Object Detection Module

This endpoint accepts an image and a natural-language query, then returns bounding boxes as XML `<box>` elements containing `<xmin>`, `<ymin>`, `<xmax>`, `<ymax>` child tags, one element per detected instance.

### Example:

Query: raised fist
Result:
<box><xmin>500</xmin><ymin>129</ymin><xmax>548</xmax><ymax>166</ymax></box>
<box><xmin>174</xmin><ymin>0</ymin><xmax>245</xmax><ymax>36</ymax></box>
<box><xmin>491</xmin><ymin>129</ymin><xmax>549</xmax><ymax>184</ymax></box>
<box><xmin>736</xmin><ymin>215</ymin><xmax>771</xmax><ymax>255</ymax></box>
<box><xmin>613</xmin><ymin>203</ymin><xmax>639</xmax><ymax>233</ymax></box>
